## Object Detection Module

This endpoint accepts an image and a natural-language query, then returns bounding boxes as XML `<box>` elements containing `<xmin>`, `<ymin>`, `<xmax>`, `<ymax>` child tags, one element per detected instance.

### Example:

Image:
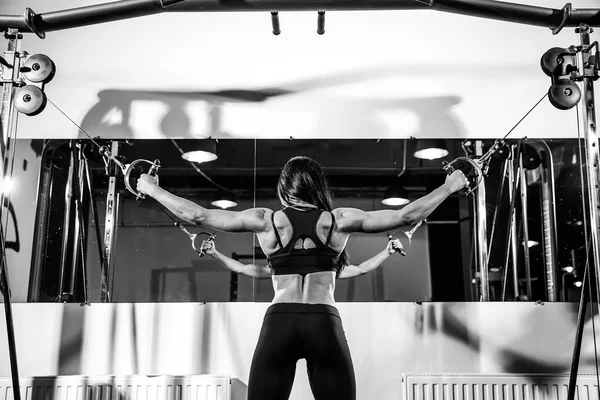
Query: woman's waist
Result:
<box><xmin>265</xmin><ymin>302</ymin><xmax>340</xmax><ymax>318</ymax></box>
<box><xmin>271</xmin><ymin>272</ymin><xmax>336</xmax><ymax>305</ymax></box>
<box><xmin>267</xmin><ymin>251</ymin><xmax>340</xmax><ymax>273</ymax></box>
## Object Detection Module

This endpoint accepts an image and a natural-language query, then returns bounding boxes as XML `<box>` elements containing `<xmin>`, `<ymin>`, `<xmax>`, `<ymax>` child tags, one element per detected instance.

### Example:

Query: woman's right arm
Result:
<box><xmin>335</xmin><ymin>170</ymin><xmax>469</xmax><ymax>234</ymax></box>
<box><xmin>137</xmin><ymin>174</ymin><xmax>269</xmax><ymax>233</ymax></box>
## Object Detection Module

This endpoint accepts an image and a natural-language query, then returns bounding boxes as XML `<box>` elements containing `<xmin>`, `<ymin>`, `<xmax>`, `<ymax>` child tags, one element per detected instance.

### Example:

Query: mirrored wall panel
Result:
<box><xmin>5</xmin><ymin>138</ymin><xmax>589</xmax><ymax>303</ymax></box>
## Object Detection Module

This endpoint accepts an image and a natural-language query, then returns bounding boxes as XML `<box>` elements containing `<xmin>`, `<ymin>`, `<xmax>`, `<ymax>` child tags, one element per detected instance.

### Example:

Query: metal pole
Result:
<box><xmin>508</xmin><ymin>149</ymin><xmax>520</xmax><ymax>298</ymax></box>
<box><xmin>567</xmin><ymin>257</ymin><xmax>589</xmax><ymax>400</ymax></box>
<box><xmin>83</xmin><ymin>154</ymin><xmax>104</xmax><ymax>300</ymax></box>
<box><xmin>475</xmin><ymin>177</ymin><xmax>489</xmax><ymax>301</ymax></box>
<box><xmin>501</xmin><ymin>146</ymin><xmax>520</xmax><ymax>300</ymax></box>
<box><xmin>57</xmin><ymin>141</ymin><xmax>75</xmax><ymax>301</ymax></box>
<box><xmin>68</xmin><ymin>145</ymin><xmax>83</xmax><ymax>296</ymax></box>
<box><xmin>578</xmin><ymin>25</ymin><xmax>600</xmax><ymax>305</ymax></box>
<box><xmin>0</xmin><ymin>30</ymin><xmax>23</xmax><ymax>224</ymax></box>
<box><xmin>0</xmin><ymin>0</ymin><xmax>598</xmax><ymax>33</ymax></box>
<box><xmin>0</xmin><ymin>28</ymin><xmax>22</xmax><ymax>400</ymax></box>
<box><xmin>70</xmin><ymin>144</ymin><xmax>89</xmax><ymax>303</ymax></box>
<box><xmin>519</xmin><ymin>155</ymin><xmax>533</xmax><ymax>300</ymax></box>
<box><xmin>101</xmin><ymin>141</ymin><xmax>120</xmax><ymax>302</ymax></box>
<box><xmin>527</xmin><ymin>140</ymin><xmax>559</xmax><ymax>301</ymax></box>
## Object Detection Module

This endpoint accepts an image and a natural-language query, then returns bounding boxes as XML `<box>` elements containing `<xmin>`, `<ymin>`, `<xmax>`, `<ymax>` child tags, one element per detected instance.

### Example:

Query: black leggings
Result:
<box><xmin>247</xmin><ymin>303</ymin><xmax>356</xmax><ymax>400</ymax></box>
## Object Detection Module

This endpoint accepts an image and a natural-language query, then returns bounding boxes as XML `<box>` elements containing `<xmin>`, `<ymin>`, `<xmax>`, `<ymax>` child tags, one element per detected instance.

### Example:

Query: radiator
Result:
<box><xmin>0</xmin><ymin>375</ymin><xmax>231</xmax><ymax>400</ymax></box>
<box><xmin>403</xmin><ymin>373</ymin><xmax>599</xmax><ymax>400</ymax></box>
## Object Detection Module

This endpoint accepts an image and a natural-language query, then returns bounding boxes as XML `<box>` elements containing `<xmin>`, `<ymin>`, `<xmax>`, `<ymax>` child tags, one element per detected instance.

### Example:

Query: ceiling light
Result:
<box><xmin>414</xmin><ymin>139</ymin><xmax>449</xmax><ymax>160</ymax></box>
<box><xmin>180</xmin><ymin>139</ymin><xmax>217</xmax><ymax>164</ymax></box>
<box><xmin>211</xmin><ymin>190</ymin><xmax>237</xmax><ymax>209</ymax></box>
<box><xmin>382</xmin><ymin>185</ymin><xmax>410</xmax><ymax>207</ymax></box>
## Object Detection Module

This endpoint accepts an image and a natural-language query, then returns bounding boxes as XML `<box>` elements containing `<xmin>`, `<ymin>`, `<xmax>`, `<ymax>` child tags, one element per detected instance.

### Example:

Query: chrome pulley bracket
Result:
<box><xmin>98</xmin><ymin>145</ymin><xmax>161</xmax><ymax>200</ymax></box>
<box><xmin>443</xmin><ymin>139</ymin><xmax>507</xmax><ymax>196</ymax></box>
<box><xmin>175</xmin><ymin>223</ymin><xmax>216</xmax><ymax>257</ymax></box>
<box><xmin>442</xmin><ymin>157</ymin><xmax>482</xmax><ymax>196</ymax></box>
<box><xmin>123</xmin><ymin>158</ymin><xmax>161</xmax><ymax>200</ymax></box>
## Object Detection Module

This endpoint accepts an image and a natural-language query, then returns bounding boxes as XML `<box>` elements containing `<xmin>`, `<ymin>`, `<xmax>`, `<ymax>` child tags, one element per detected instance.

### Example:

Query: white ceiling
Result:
<box><xmin>1</xmin><ymin>0</ymin><xmax>598</xmax><ymax>139</ymax></box>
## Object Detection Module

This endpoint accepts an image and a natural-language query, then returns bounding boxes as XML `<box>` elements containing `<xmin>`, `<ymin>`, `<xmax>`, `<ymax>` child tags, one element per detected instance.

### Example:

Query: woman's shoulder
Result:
<box><xmin>331</xmin><ymin>207</ymin><xmax>364</xmax><ymax>218</ymax></box>
<box><xmin>331</xmin><ymin>207</ymin><xmax>365</xmax><ymax>232</ymax></box>
<box><xmin>245</xmin><ymin>207</ymin><xmax>274</xmax><ymax>218</ymax></box>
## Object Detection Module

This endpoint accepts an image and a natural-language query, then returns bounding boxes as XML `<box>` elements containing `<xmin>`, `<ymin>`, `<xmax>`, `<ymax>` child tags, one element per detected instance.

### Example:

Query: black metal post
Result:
<box><xmin>567</xmin><ymin>258</ymin><xmax>589</xmax><ymax>400</ymax></box>
<box><xmin>101</xmin><ymin>141</ymin><xmax>120</xmax><ymax>303</ymax></box>
<box><xmin>0</xmin><ymin>29</ymin><xmax>22</xmax><ymax>400</ymax></box>
<box><xmin>577</xmin><ymin>25</ymin><xmax>600</xmax><ymax>306</ymax></box>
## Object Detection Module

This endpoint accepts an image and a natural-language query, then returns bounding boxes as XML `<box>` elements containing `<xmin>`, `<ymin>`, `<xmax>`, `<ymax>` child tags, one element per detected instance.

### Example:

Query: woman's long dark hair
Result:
<box><xmin>277</xmin><ymin>156</ymin><xmax>349</xmax><ymax>274</ymax></box>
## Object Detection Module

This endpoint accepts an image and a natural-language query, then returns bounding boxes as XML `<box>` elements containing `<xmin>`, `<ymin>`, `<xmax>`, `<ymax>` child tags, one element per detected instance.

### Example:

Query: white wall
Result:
<box><xmin>0</xmin><ymin>0</ymin><xmax>597</xmax><ymax>141</ymax></box>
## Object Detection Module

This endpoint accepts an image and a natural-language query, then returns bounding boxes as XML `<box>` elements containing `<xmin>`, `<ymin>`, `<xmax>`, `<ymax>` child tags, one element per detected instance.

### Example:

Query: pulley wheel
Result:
<box><xmin>548</xmin><ymin>79</ymin><xmax>581</xmax><ymax>110</ymax></box>
<box><xmin>540</xmin><ymin>47</ymin><xmax>570</xmax><ymax>77</ymax></box>
<box><xmin>14</xmin><ymin>85</ymin><xmax>47</xmax><ymax>116</ymax></box>
<box><xmin>491</xmin><ymin>144</ymin><xmax>510</xmax><ymax>161</ymax></box>
<box><xmin>22</xmin><ymin>54</ymin><xmax>56</xmax><ymax>84</ymax></box>
<box><xmin>521</xmin><ymin>144</ymin><xmax>542</xmax><ymax>170</ymax></box>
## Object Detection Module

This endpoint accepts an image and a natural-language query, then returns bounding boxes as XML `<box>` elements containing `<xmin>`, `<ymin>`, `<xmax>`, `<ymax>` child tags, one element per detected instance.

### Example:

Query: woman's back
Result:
<box><xmin>258</xmin><ymin>206</ymin><xmax>348</xmax><ymax>306</ymax></box>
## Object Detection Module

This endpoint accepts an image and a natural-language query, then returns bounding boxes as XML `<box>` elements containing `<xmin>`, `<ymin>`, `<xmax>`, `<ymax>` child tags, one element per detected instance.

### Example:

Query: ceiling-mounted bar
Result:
<box><xmin>271</xmin><ymin>11</ymin><xmax>281</xmax><ymax>35</ymax></box>
<box><xmin>317</xmin><ymin>11</ymin><xmax>325</xmax><ymax>35</ymax></box>
<box><xmin>0</xmin><ymin>0</ymin><xmax>598</xmax><ymax>34</ymax></box>
<box><xmin>427</xmin><ymin>0</ymin><xmax>599</xmax><ymax>29</ymax></box>
<box><xmin>0</xmin><ymin>0</ymin><xmax>185</xmax><ymax>35</ymax></box>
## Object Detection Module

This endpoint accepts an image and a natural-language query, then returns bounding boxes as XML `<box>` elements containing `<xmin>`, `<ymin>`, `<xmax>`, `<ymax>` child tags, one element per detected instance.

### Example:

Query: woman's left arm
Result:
<box><xmin>338</xmin><ymin>239</ymin><xmax>402</xmax><ymax>279</ymax></box>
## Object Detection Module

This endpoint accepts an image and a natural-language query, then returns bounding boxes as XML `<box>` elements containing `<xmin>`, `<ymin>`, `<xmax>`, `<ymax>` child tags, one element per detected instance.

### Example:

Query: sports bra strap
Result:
<box><xmin>271</xmin><ymin>211</ymin><xmax>283</xmax><ymax>249</ymax></box>
<box><xmin>326</xmin><ymin>211</ymin><xmax>335</xmax><ymax>246</ymax></box>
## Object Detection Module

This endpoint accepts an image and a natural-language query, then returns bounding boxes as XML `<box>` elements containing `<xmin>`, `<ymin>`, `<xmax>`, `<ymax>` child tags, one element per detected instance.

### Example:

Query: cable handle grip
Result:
<box><xmin>135</xmin><ymin>159</ymin><xmax>161</xmax><ymax>201</ymax></box>
<box><xmin>442</xmin><ymin>160</ymin><xmax>455</xmax><ymax>174</ymax></box>
<box><xmin>198</xmin><ymin>234</ymin><xmax>216</xmax><ymax>257</ymax></box>
<box><xmin>387</xmin><ymin>234</ymin><xmax>406</xmax><ymax>256</ymax></box>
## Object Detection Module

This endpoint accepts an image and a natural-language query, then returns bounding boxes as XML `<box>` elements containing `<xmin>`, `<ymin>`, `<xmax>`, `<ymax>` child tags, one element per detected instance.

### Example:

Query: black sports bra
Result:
<box><xmin>267</xmin><ymin>207</ymin><xmax>340</xmax><ymax>276</ymax></box>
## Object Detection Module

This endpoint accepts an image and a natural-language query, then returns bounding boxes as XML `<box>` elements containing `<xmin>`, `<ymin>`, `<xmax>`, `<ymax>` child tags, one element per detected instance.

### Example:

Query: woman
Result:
<box><xmin>201</xmin><ymin>237</ymin><xmax>405</xmax><ymax>279</ymax></box>
<box><xmin>137</xmin><ymin>156</ymin><xmax>468</xmax><ymax>400</ymax></box>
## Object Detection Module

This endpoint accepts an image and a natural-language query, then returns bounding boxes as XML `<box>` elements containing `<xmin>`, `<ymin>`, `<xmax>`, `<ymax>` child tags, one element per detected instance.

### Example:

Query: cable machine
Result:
<box><xmin>0</xmin><ymin>1</ymin><xmax>599</xmax><ymax>399</ymax></box>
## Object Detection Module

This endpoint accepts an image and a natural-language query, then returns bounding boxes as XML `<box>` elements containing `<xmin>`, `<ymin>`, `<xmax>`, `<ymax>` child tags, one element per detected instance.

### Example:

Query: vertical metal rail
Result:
<box><xmin>519</xmin><ymin>155</ymin><xmax>533</xmax><ymax>299</ymax></box>
<box><xmin>507</xmin><ymin>148</ymin><xmax>520</xmax><ymax>298</ymax></box>
<box><xmin>83</xmin><ymin>154</ymin><xmax>106</xmax><ymax>277</ymax></box>
<box><xmin>69</xmin><ymin>146</ymin><xmax>83</xmax><ymax>296</ymax></box>
<box><xmin>70</xmin><ymin>143</ymin><xmax>89</xmax><ymax>303</ymax></box>
<box><xmin>528</xmin><ymin>140</ymin><xmax>559</xmax><ymax>301</ymax></box>
<box><xmin>0</xmin><ymin>30</ymin><xmax>21</xmax><ymax>195</ymax></box>
<box><xmin>101</xmin><ymin>141</ymin><xmax>120</xmax><ymax>302</ymax></box>
<box><xmin>57</xmin><ymin>141</ymin><xmax>75</xmax><ymax>300</ymax></box>
<box><xmin>577</xmin><ymin>25</ymin><xmax>600</xmax><ymax>304</ymax></box>
<box><xmin>475</xmin><ymin>179</ymin><xmax>489</xmax><ymax>301</ymax></box>
<box><xmin>0</xmin><ymin>28</ymin><xmax>22</xmax><ymax>400</ymax></box>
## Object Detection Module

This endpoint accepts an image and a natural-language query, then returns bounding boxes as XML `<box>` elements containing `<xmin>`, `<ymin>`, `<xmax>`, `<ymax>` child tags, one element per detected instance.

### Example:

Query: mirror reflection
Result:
<box><xmin>6</xmin><ymin>138</ymin><xmax>587</xmax><ymax>303</ymax></box>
